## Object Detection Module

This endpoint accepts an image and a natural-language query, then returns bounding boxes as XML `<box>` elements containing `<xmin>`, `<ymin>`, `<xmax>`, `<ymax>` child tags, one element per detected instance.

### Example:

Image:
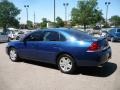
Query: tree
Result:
<box><xmin>40</xmin><ymin>18</ymin><xmax>47</xmax><ymax>29</ymax></box>
<box><xmin>109</xmin><ymin>15</ymin><xmax>120</xmax><ymax>27</ymax></box>
<box><xmin>27</xmin><ymin>20</ymin><xmax>33</xmax><ymax>29</ymax></box>
<box><xmin>71</xmin><ymin>0</ymin><xmax>103</xmax><ymax>30</ymax></box>
<box><xmin>56</xmin><ymin>17</ymin><xmax>64</xmax><ymax>27</ymax></box>
<box><xmin>0</xmin><ymin>0</ymin><xmax>21</xmax><ymax>32</ymax></box>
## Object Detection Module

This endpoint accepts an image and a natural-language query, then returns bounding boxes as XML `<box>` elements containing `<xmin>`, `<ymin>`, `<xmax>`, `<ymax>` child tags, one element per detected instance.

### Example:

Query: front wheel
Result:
<box><xmin>9</xmin><ymin>48</ymin><xmax>19</xmax><ymax>62</ymax></box>
<box><xmin>58</xmin><ymin>54</ymin><xmax>76</xmax><ymax>74</ymax></box>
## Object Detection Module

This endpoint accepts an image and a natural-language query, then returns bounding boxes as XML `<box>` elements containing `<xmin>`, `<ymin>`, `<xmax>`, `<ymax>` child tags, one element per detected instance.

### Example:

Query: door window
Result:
<box><xmin>25</xmin><ymin>31</ymin><xmax>43</xmax><ymax>41</ymax></box>
<box><xmin>43</xmin><ymin>31</ymin><xmax>59</xmax><ymax>41</ymax></box>
<box><xmin>59</xmin><ymin>34</ymin><xmax>66</xmax><ymax>41</ymax></box>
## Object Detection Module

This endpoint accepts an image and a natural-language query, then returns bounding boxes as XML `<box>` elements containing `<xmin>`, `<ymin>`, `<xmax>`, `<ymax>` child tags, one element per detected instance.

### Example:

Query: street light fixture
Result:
<box><xmin>105</xmin><ymin>2</ymin><xmax>111</xmax><ymax>26</ymax></box>
<box><xmin>63</xmin><ymin>3</ymin><xmax>69</xmax><ymax>22</ymax></box>
<box><xmin>24</xmin><ymin>5</ymin><xmax>29</xmax><ymax>24</ymax></box>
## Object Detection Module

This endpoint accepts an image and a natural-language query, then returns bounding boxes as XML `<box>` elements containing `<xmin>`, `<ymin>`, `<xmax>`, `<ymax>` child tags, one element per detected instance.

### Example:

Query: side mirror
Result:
<box><xmin>23</xmin><ymin>39</ymin><xmax>27</xmax><ymax>43</ymax></box>
<box><xmin>20</xmin><ymin>38</ymin><xmax>26</xmax><ymax>43</ymax></box>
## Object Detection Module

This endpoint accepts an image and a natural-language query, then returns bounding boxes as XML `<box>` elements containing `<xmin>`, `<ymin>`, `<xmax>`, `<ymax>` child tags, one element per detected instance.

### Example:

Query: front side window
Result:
<box><xmin>25</xmin><ymin>31</ymin><xmax>43</xmax><ymax>41</ymax></box>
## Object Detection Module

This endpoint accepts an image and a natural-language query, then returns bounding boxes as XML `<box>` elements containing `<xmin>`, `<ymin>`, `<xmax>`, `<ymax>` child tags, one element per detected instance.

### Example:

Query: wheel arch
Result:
<box><xmin>55</xmin><ymin>52</ymin><xmax>75</xmax><ymax>64</ymax></box>
<box><xmin>8</xmin><ymin>46</ymin><xmax>16</xmax><ymax>55</ymax></box>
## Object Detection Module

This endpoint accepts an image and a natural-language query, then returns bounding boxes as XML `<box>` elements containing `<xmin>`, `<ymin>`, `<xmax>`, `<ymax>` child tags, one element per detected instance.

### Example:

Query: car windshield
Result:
<box><xmin>65</xmin><ymin>30</ymin><xmax>94</xmax><ymax>40</ymax></box>
<box><xmin>117</xmin><ymin>29</ymin><xmax>120</xmax><ymax>32</ymax></box>
<box><xmin>0</xmin><ymin>32</ymin><xmax>7</xmax><ymax>35</ymax></box>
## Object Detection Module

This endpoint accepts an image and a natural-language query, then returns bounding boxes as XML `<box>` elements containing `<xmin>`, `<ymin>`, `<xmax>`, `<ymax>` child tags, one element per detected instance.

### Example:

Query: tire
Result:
<box><xmin>9</xmin><ymin>48</ymin><xmax>19</xmax><ymax>62</ymax></box>
<box><xmin>57</xmin><ymin>54</ymin><xmax>76</xmax><ymax>74</ymax></box>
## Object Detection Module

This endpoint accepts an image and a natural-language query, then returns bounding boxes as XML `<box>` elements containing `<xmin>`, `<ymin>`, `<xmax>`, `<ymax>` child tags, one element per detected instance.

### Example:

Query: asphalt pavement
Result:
<box><xmin>0</xmin><ymin>42</ymin><xmax>120</xmax><ymax>90</ymax></box>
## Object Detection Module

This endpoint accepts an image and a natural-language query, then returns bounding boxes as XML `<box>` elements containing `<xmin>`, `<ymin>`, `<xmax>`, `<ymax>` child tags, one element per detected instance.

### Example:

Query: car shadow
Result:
<box><xmin>113</xmin><ymin>41</ymin><xmax>120</xmax><ymax>43</ymax></box>
<box><xmin>109</xmin><ymin>41</ymin><xmax>120</xmax><ymax>43</ymax></box>
<box><xmin>22</xmin><ymin>60</ymin><xmax>58</xmax><ymax>70</ymax></box>
<box><xmin>22</xmin><ymin>60</ymin><xmax>117</xmax><ymax>77</ymax></box>
<box><xmin>74</xmin><ymin>62</ymin><xmax>117</xmax><ymax>77</ymax></box>
<box><xmin>0</xmin><ymin>42</ymin><xmax>7</xmax><ymax>44</ymax></box>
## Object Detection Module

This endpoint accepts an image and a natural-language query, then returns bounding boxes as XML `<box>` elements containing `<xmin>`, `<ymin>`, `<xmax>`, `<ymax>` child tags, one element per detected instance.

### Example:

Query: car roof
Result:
<box><xmin>36</xmin><ymin>28</ymin><xmax>79</xmax><ymax>33</ymax></box>
<box><xmin>44</xmin><ymin>28</ymin><xmax>71</xmax><ymax>31</ymax></box>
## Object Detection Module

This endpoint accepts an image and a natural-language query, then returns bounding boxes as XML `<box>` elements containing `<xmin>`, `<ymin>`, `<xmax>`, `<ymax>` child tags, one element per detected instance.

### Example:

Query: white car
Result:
<box><xmin>16</xmin><ymin>30</ymin><xmax>32</xmax><ymax>40</ymax></box>
<box><xmin>0</xmin><ymin>32</ymin><xmax>9</xmax><ymax>42</ymax></box>
<box><xmin>6</xmin><ymin>30</ymin><xmax>16</xmax><ymax>40</ymax></box>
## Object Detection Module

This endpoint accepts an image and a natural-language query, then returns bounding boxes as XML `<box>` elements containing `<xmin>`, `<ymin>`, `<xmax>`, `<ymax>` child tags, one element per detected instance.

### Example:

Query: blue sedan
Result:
<box><xmin>6</xmin><ymin>28</ymin><xmax>112</xmax><ymax>74</ymax></box>
<box><xmin>107</xmin><ymin>28</ymin><xmax>120</xmax><ymax>42</ymax></box>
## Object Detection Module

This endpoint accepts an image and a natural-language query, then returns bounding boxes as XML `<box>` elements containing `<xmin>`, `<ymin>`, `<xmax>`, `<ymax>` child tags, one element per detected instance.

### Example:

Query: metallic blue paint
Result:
<box><xmin>6</xmin><ymin>28</ymin><xmax>112</xmax><ymax>66</ymax></box>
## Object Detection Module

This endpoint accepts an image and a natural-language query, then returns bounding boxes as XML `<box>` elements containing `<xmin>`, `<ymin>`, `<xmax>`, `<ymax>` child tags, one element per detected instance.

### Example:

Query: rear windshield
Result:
<box><xmin>65</xmin><ymin>30</ymin><xmax>93</xmax><ymax>40</ymax></box>
<box><xmin>117</xmin><ymin>29</ymin><xmax>120</xmax><ymax>32</ymax></box>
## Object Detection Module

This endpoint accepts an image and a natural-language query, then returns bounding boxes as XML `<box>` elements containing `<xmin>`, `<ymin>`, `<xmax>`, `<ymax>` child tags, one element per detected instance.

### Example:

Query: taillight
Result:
<box><xmin>87</xmin><ymin>42</ymin><xmax>100</xmax><ymax>52</ymax></box>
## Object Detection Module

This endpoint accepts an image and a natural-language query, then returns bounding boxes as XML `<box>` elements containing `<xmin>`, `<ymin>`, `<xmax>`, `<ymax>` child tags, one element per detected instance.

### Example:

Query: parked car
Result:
<box><xmin>16</xmin><ymin>30</ymin><xmax>32</xmax><ymax>40</ymax></box>
<box><xmin>0</xmin><ymin>32</ymin><xmax>9</xmax><ymax>42</ymax></box>
<box><xmin>92</xmin><ymin>26</ymin><xmax>102</xmax><ymax>34</ymax></box>
<box><xmin>6</xmin><ymin>28</ymin><xmax>112</xmax><ymax>74</ymax></box>
<box><xmin>6</xmin><ymin>30</ymin><xmax>16</xmax><ymax>40</ymax></box>
<box><xmin>101</xmin><ymin>31</ymin><xmax>108</xmax><ymax>37</ymax></box>
<box><xmin>107</xmin><ymin>28</ymin><xmax>120</xmax><ymax>42</ymax></box>
<box><xmin>16</xmin><ymin>31</ymin><xmax>25</xmax><ymax>40</ymax></box>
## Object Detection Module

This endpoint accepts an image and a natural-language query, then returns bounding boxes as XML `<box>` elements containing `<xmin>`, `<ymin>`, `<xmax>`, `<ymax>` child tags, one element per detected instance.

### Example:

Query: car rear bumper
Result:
<box><xmin>76</xmin><ymin>47</ymin><xmax>112</xmax><ymax>66</ymax></box>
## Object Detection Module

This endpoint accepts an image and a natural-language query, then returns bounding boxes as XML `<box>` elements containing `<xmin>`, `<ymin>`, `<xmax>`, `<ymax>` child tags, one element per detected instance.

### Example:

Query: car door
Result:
<box><xmin>18</xmin><ymin>31</ymin><xmax>43</xmax><ymax>60</ymax></box>
<box><xmin>36</xmin><ymin>31</ymin><xmax>62</xmax><ymax>63</ymax></box>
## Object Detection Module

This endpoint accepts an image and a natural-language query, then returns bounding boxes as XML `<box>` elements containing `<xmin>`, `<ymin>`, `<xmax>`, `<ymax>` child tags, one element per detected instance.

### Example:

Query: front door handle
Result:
<box><xmin>52</xmin><ymin>44</ymin><xmax>59</xmax><ymax>48</ymax></box>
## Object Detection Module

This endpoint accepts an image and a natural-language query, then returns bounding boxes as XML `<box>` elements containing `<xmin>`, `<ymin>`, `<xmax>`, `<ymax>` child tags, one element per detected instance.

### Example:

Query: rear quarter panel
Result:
<box><xmin>56</xmin><ymin>41</ymin><xmax>92</xmax><ymax>61</ymax></box>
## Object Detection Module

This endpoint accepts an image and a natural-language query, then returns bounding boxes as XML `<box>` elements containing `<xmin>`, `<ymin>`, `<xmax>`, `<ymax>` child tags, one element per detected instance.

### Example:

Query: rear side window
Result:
<box><xmin>117</xmin><ymin>29</ymin><xmax>120</xmax><ymax>32</ymax></box>
<box><xmin>59</xmin><ymin>34</ymin><xmax>66</xmax><ymax>41</ymax></box>
<box><xmin>43</xmin><ymin>31</ymin><xmax>59</xmax><ymax>41</ymax></box>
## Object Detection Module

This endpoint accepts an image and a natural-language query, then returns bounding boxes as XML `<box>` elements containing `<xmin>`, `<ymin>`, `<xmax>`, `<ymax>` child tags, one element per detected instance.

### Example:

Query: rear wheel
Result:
<box><xmin>9</xmin><ymin>48</ymin><xmax>19</xmax><ymax>62</ymax></box>
<box><xmin>57</xmin><ymin>54</ymin><xmax>76</xmax><ymax>74</ymax></box>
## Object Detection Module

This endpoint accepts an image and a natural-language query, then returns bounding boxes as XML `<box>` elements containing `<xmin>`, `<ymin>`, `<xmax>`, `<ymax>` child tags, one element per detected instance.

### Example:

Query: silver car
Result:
<box><xmin>0</xmin><ymin>32</ymin><xmax>9</xmax><ymax>42</ymax></box>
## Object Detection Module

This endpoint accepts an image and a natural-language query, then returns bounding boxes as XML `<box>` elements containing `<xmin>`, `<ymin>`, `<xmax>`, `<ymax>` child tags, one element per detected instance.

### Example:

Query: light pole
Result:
<box><xmin>24</xmin><ymin>5</ymin><xmax>29</xmax><ymax>24</ymax></box>
<box><xmin>18</xmin><ymin>17</ymin><xmax>21</xmax><ymax>29</ymax></box>
<box><xmin>33</xmin><ymin>12</ymin><xmax>36</xmax><ymax>28</ymax></box>
<box><xmin>105</xmin><ymin>2</ymin><xmax>110</xmax><ymax>26</ymax></box>
<box><xmin>54</xmin><ymin>0</ymin><xmax>56</xmax><ymax>22</ymax></box>
<box><xmin>18</xmin><ymin>17</ymin><xmax>21</xmax><ymax>23</ymax></box>
<box><xmin>63</xmin><ymin>3</ymin><xmax>69</xmax><ymax>22</ymax></box>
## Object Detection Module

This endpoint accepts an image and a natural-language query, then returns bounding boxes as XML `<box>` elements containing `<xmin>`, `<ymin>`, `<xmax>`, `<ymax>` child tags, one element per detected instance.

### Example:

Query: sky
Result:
<box><xmin>8</xmin><ymin>0</ymin><xmax>120</xmax><ymax>24</ymax></box>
